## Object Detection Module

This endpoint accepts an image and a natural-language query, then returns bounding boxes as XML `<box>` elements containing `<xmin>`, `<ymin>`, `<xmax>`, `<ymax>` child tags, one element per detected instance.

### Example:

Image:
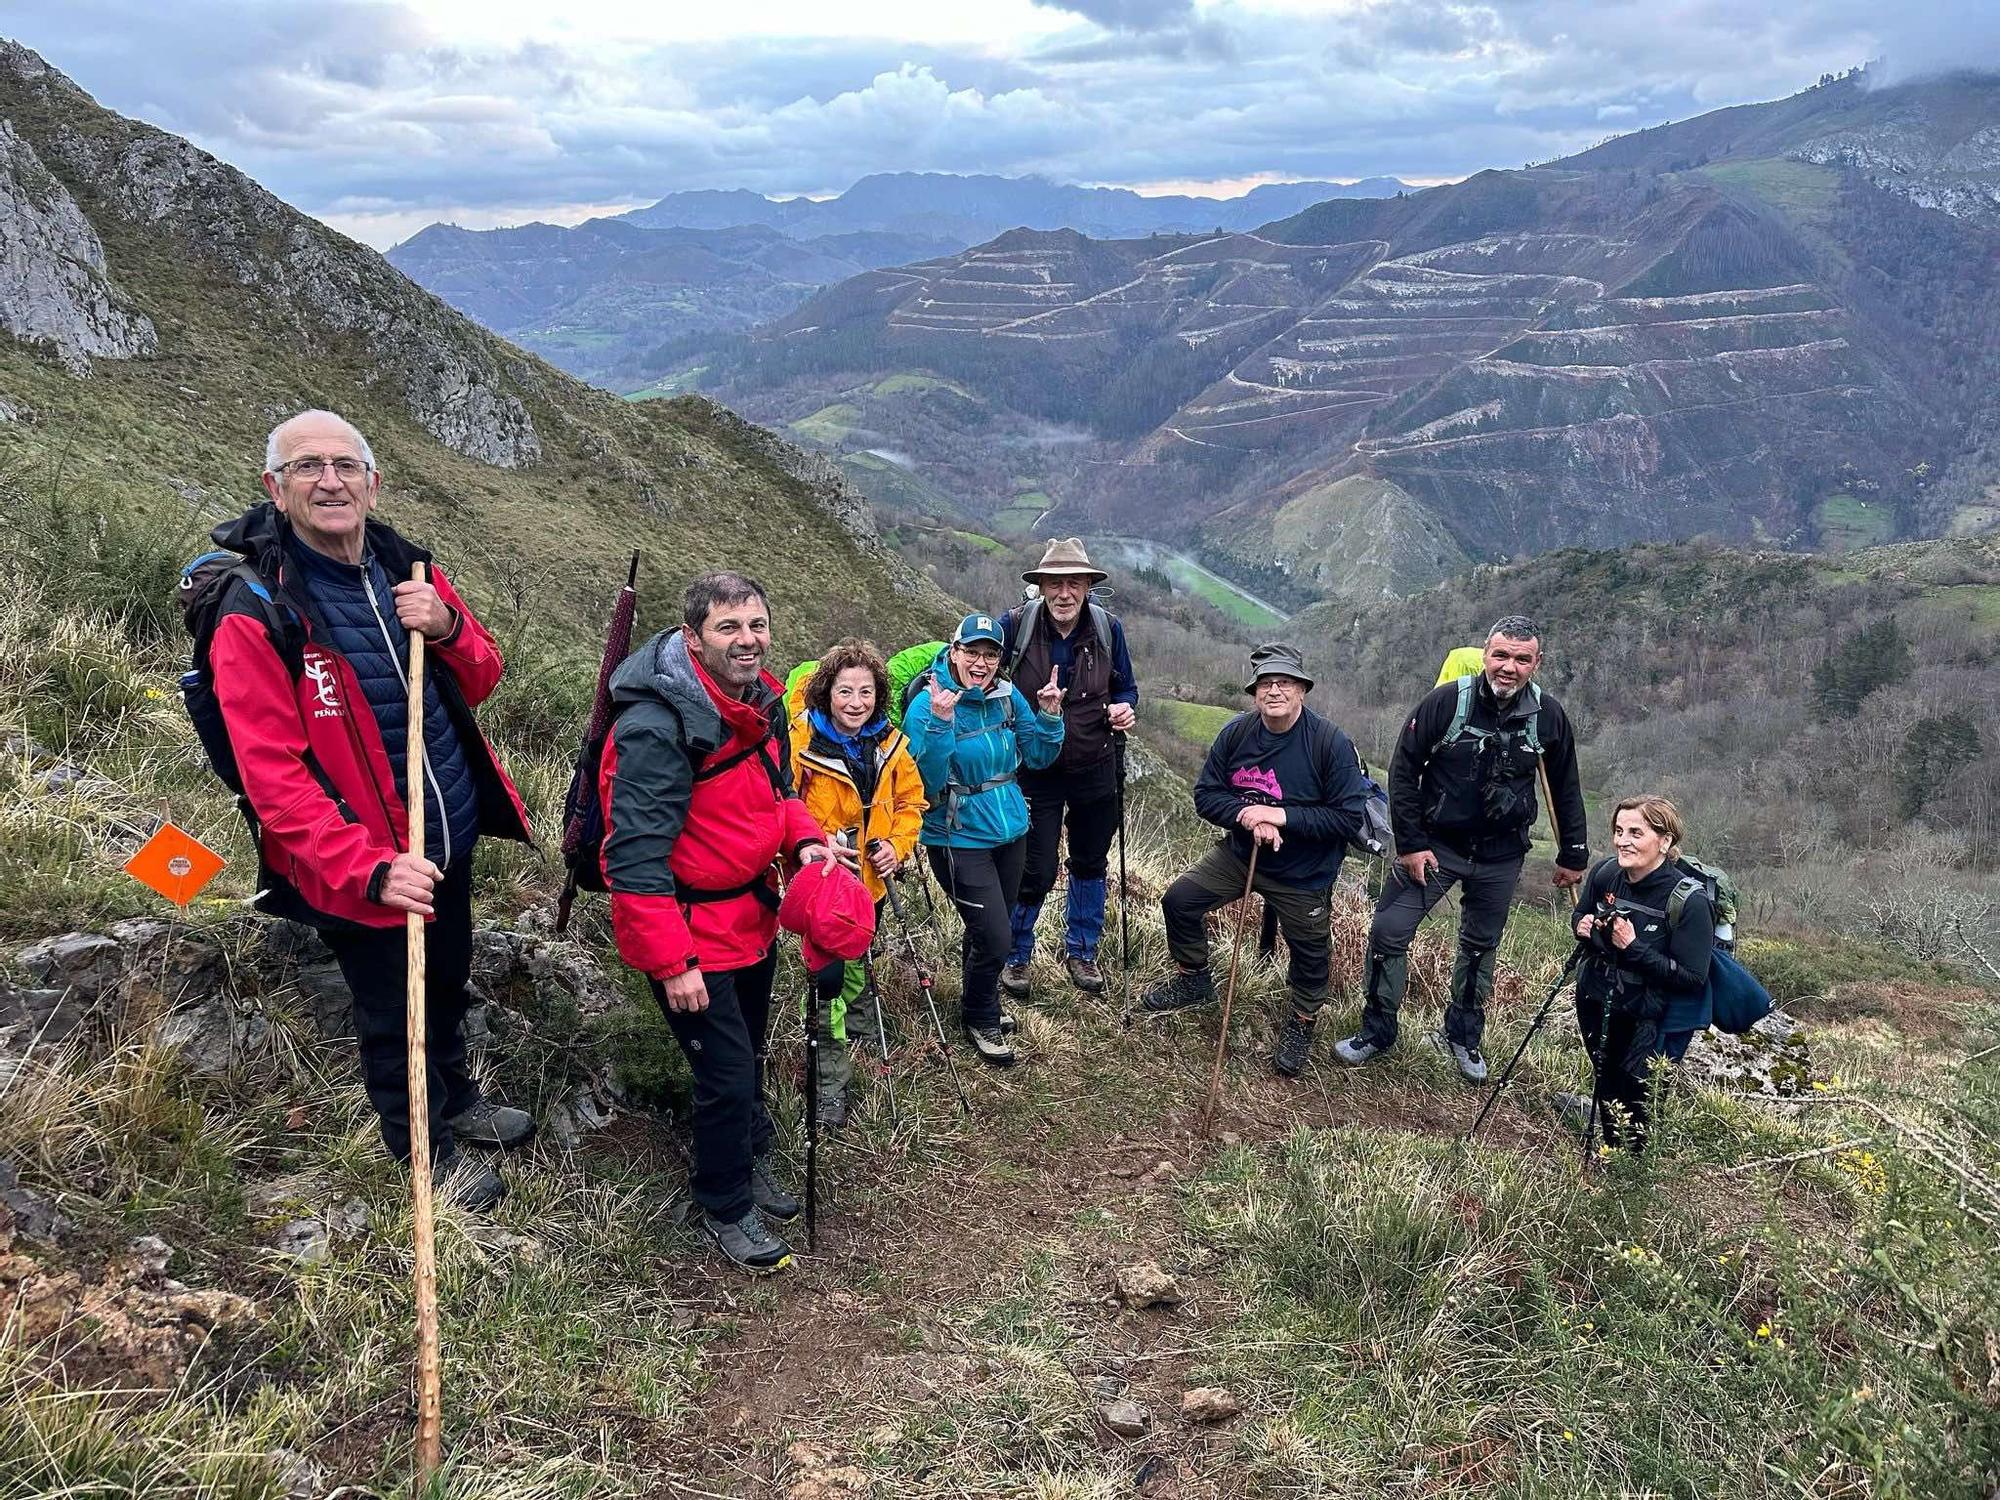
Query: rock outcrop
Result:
<box><xmin>0</xmin><ymin>39</ymin><xmax>538</xmax><ymax>466</ymax></box>
<box><xmin>0</xmin><ymin>117</ymin><xmax>154</xmax><ymax>374</ymax></box>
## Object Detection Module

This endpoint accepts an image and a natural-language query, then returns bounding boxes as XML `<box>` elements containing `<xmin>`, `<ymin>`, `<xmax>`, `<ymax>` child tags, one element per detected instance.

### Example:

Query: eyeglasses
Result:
<box><xmin>275</xmin><ymin>456</ymin><xmax>371</xmax><ymax>483</ymax></box>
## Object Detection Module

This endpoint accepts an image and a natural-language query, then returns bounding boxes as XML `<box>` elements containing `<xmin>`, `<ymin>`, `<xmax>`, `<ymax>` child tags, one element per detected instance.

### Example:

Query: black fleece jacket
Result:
<box><xmin>1388</xmin><ymin>674</ymin><xmax>1588</xmax><ymax>868</ymax></box>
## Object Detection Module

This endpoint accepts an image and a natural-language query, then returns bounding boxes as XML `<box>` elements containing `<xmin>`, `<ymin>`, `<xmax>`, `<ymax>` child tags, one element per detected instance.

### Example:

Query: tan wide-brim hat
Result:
<box><xmin>1023</xmin><ymin>536</ymin><xmax>1108</xmax><ymax>586</ymax></box>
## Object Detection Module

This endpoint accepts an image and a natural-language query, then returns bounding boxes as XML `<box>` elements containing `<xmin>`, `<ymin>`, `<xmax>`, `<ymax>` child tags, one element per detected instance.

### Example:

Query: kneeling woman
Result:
<box><xmin>904</xmin><ymin>614</ymin><xmax>1064</xmax><ymax>1065</ymax></box>
<box><xmin>789</xmin><ymin>639</ymin><xmax>928</xmax><ymax>1127</ymax></box>
<box><xmin>1573</xmin><ymin>794</ymin><xmax>1715</xmax><ymax>1151</ymax></box>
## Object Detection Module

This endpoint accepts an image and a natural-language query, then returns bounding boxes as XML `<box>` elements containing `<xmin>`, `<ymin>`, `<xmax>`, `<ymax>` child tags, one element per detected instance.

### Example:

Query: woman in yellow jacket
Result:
<box><xmin>789</xmin><ymin>638</ymin><xmax>927</xmax><ymax>1128</ymax></box>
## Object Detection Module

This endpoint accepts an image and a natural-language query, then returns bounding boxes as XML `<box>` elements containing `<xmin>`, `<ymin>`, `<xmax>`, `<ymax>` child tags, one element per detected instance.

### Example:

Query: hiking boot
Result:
<box><xmin>703</xmin><ymin>1207</ymin><xmax>793</xmax><ymax>1274</ymax></box>
<box><xmin>964</xmin><ymin>1023</ymin><xmax>1017</xmax><ymax>1067</ymax></box>
<box><xmin>1065</xmin><ymin>955</ymin><xmax>1106</xmax><ymax>995</ymax></box>
<box><xmin>1000</xmin><ymin>962</ymin><xmax>1032</xmax><ymax>998</ymax></box>
<box><xmin>750</xmin><ymin>1154</ymin><xmax>801</xmax><ymax>1223</ymax></box>
<box><xmin>1335</xmin><ymin>1034</ymin><xmax>1387</xmax><ymax>1066</ymax></box>
<box><xmin>445</xmin><ymin>1097</ymin><xmax>535</xmax><ymax>1150</ymax></box>
<box><xmin>1139</xmin><ymin>968</ymin><xmax>1215</xmax><ymax>1013</ymax></box>
<box><xmin>1272</xmin><ymin>1012</ymin><xmax>1316</xmax><ymax>1078</ymax></box>
<box><xmin>999</xmin><ymin>1009</ymin><xmax>1018</xmax><ymax>1035</ymax></box>
<box><xmin>815</xmin><ymin>1087</ymin><xmax>851</xmax><ymax>1132</ymax></box>
<box><xmin>436</xmin><ymin>1156</ymin><xmax>506</xmax><ymax>1213</ymax></box>
<box><xmin>1431</xmin><ymin>1032</ymin><xmax>1489</xmax><ymax>1084</ymax></box>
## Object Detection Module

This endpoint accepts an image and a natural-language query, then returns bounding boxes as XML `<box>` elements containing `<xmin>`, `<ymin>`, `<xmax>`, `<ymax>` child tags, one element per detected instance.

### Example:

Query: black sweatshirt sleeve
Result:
<box><xmin>1193</xmin><ymin>717</ymin><xmax>1250</xmax><ymax>830</ymax></box>
<box><xmin>1387</xmin><ymin>687</ymin><xmax>1450</xmax><ymax>855</ymax></box>
<box><xmin>1539</xmin><ymin>696</ymin><xmax>1590</xmax><ymax>871</ymax></box>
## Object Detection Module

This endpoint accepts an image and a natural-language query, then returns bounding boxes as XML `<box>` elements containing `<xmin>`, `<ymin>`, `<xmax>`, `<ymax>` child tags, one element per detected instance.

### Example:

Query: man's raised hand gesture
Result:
<box><xmin>1036</xmin><ymin>666</ymin><xmax>1064</xmax><ymax>717</ymax></box>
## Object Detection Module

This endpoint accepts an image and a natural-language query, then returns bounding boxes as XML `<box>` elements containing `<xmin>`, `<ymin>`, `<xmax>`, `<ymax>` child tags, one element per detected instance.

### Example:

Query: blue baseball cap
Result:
<box><xmin>953</xmin><ymin>612</ymin><xmax>1004</xmax><ymax>647</ymax></box>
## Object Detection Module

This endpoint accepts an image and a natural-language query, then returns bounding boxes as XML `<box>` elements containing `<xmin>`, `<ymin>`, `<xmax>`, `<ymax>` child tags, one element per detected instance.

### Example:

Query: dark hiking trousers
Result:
<box><xmin>929</xmin><ymin>838</ymin><xmax>1026</xmax><ymax>1030</ymax></box>
<box><xmin>1018</xmin><ymin>759</ymin><xmax>1119</xmax><ymax>905</ymax></box>
<box><xmin>322</xmin><ymin>850</ymin><xmax>480</xmax><ymax>1164</ymax></box>
<box><xmin>652</xmin><ymin>949</ymin><xmax>778</xmax><ymax>1223</ymax></box>
<box><xmin>1163</xmin><ymin>842</ymin><xmax>1332</xmax><ymax>1011</ymax></box>
<box><xmin>1357</xmin><ymin>845</ymin><xmax>1523</xmax><ymax>1050</ymax></box>
<box><xmin>1576</xmin><ymin>988</ymin><xmax>1697</xmax><ymax>1152</ymax></box>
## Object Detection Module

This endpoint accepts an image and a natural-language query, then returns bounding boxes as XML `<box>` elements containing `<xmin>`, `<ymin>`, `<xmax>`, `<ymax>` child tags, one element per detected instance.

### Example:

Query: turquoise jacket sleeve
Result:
<box><xmin>1012</xmin><ymin>684</ymin><xmax>1066</xmax><ymax>771</ymax></box>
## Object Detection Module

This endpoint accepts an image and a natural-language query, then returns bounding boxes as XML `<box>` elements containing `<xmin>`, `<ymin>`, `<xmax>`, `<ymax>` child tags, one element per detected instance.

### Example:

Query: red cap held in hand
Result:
<box><xmin>778</xmin><ymin>857</ymin><xmax>878</xmax><ymax>972</ymax></box>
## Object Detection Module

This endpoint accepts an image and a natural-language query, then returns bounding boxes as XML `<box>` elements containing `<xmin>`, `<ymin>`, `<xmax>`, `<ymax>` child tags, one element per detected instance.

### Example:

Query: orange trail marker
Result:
<box><xmin>124</xmin><ymin>823</ymin><xmax>226</xmax><ymax>906</ymax></box>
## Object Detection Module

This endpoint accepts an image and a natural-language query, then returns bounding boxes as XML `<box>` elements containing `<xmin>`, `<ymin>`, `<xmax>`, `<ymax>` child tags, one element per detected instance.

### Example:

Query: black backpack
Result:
<box><xmin>1217</xmin><ymin>711</ymin><xmax>1392</xmax><ymax>860</ymax></box>
<box><xmin>176</xmin><ymin>550</ymin><xmax>303</xmax><ymax>804</ymax></box>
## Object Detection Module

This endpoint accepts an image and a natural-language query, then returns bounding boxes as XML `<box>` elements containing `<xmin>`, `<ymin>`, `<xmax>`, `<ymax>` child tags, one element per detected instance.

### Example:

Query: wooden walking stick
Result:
<box><xmin>1199</xmin><ymin>840</ymin><xmax>1261</xmax><ymax>1137</ymax></box>
<box><xmin>404</xmin><ymin>561</ymin><xmax>443</xmax><ymax>1479</ymax></box>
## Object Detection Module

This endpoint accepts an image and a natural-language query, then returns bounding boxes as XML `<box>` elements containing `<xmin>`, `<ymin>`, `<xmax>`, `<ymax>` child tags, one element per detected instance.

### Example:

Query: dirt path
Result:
<box><xmin>630</xmin><ymin>969</ymin><xmax>1575</xmax><ymax>1499</ymax></box>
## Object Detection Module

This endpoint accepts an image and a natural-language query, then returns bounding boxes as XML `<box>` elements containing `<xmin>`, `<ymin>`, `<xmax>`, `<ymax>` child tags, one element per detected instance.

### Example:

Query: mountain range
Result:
<box><xmin>0</xmin><ymin>40</ymin><xmax>952</xmax><ymax>656</ymax></box>
<box><xmin>699</xmin><ymin>69</ymin><xmax>2000</xmax><ymax>602</ymax></box>
<box><xmin>387</xmin><ymin>173</ymin><xmax>1414</xmax><ymax>389</ymax></box>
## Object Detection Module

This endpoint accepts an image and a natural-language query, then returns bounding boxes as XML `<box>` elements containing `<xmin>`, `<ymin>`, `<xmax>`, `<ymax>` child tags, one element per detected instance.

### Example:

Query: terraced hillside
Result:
<box><xmin>711</xmin><ymin>70</ymin><xmax>2000</xmax><ymax>604</ymax></box>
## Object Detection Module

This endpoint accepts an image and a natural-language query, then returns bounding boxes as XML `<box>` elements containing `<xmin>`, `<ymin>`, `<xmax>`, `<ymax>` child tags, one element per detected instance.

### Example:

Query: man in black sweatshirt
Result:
<box><xmin>1335</xmin><ymin>616</ymin><xmax>1589</xmax><ymax>1083</ymax></box>
<box><xmin>1140</xmin><ymin>643</ymin><xmax>1369</xmax><ymax>1077</ymax></box>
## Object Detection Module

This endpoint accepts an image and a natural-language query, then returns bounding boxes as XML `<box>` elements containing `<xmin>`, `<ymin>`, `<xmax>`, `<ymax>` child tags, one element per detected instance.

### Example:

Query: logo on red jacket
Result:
<box><xmin>302</xmin><ymin>650</ymin><xmax>344</xmax><ymax>720</ymax></box>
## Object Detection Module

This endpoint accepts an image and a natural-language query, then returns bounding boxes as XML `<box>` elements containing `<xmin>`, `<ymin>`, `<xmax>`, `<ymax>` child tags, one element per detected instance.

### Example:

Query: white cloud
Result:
<box><xmin>6</xmin><ymin>0</ymin><xmax>1992</xmax><ymax>248</ymax></box>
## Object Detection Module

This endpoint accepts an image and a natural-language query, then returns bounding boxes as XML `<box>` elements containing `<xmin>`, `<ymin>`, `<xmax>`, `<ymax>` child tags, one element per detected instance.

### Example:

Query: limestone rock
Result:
<box><xmin>156</xmin><ymin>997</ymin><xmax>270</xmax><ymax>1077</ymax></box>
<box><xmin>1098</xmin><ymin>1398</ymin><xmax>1152</xmax><ymax>1439</ymax></box>
<box><xmin>1180</xmin><ymin>1386</ymin><xmax>1241</xmax><ymax>1423</ymax></box>
<box><xmin>1115</xmin><ymin>1260</ymin><xmax>1184</xmax><ymax>1309</ymax></box>
<box><xmin>1680</xmin><ymin>1012</ymin><xmax>1812</xmax><ymax>1097</ymax></box>
<box><xmin>0</xmin><ymin>1232</ymin><xmax>259</xmax><ymax>1386</ymax></box>
<box><xmin>0</xmin><ymin>1156</ymin><xmax>69</xmax><ymax>1244</ymax></box>
<box><xmin>270</xmin><ymin>1218</ymin><xmax>330</xmax><ymax>1265</ymax></box>
<box><xmin>0</xmin><ymin>117</ymin><xmax>156</xmax><ymax>374</ymax></box>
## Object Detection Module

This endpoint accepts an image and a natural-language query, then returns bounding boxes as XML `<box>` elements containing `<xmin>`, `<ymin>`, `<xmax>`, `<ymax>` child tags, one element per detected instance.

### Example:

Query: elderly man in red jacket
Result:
<box><xmin>207</xmin><ymin>409</ymin><xmax>534</xmax><ymax>1211</ymax></box>
<box><xmin>599</xmin><ymin>570</ymin><xmax>850</xmax><ymax>1274</ymax></box>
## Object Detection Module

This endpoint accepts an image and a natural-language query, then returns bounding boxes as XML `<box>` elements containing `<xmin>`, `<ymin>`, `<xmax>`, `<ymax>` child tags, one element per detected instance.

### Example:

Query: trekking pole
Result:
<box><xmin>402</xmin><ymin>562</ymin><xmax>442</xmax><ymax>1481</ymax></box>
<box><xmin>1582</xmin><ymin>988</ymin><xmax>1615</xmax><ymax>1171</ymax></box>
<box><xmin>1113</xmin><ymin>730</ymin><xmax>1132</xmax><ymax>1012</ymax></box>
<box><xmin>803</xmin><ymin>975</ymin><xmax>823</xmax><ymax>1250</ymax></box>
<box><xmin>883</xmin><ymin>876</ymin><xmax>972</xmax><ymax>1114</ymax></box>
<box><xmin>1198</xmin><ymin>841</ymin><xmax>1261</xmax><ymax>1137</ymax></box>
<box><xmin>862</xmin><ymin>951</ymin><xmax>899</xmax><ymax>1126</ymax></box>
<box><xmin>1466</xmin><ymin>942</ymin><xmax>1587</xmax><ymax>1142</ymax></box>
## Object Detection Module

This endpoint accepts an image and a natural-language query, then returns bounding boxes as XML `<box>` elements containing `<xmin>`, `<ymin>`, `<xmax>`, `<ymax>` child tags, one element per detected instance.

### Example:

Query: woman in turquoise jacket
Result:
<box><xmin>904</xmin><ymin>613</ymin><xmax>1065</xmax><ymax>1065</ymax></box>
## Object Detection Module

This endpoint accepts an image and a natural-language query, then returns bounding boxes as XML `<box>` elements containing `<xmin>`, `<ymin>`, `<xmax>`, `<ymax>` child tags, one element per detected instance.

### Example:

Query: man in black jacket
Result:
<box><xmin>1140</xmin><ymin>643</ymin><xmax>1369</xmax><ymax>1077</ymax></box>
<box><xmin>1335</xmin><ymin>616</ymin><xmax>1588</xmax><ymax>1082</ymax></box>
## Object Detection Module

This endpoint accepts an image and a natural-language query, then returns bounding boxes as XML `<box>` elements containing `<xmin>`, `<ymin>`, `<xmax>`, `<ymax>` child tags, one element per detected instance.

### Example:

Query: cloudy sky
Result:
<box><xmin>10</xmin><ymin>0</ymin><xmax>1990</xmax><ymax>247</ymax></box>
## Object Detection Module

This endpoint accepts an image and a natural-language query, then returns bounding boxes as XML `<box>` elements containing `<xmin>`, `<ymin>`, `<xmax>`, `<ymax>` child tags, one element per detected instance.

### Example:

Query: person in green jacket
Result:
<box><xmin>903</xmin><ymin>613</ymin><xmax>1065</xmax><ymax>1066</ymax></box>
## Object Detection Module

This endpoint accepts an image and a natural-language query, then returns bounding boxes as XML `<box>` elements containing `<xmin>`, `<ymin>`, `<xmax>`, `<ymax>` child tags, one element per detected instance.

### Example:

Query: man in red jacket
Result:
<box><xmin>207</xmin><ymin>410</ymin><xmax>535</xmax><ymax>1210</ymax></box>
<box><xmin>599</xmin><ymin>570</ymin><xmax>849</xmax><ymax>1273</ymax></box>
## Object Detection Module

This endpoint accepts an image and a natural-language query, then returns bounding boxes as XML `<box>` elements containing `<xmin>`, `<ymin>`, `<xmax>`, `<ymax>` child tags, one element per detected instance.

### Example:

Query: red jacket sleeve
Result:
<box><xmin>783</xmin><ymin>795</ymin><xmax>827</xmax><ymax>857</ymax></box>
<box><xmin>209</xmin><ymin>611</ymin><xmax>398</xmax><ymax>902</ymax></box>
<box><xmin>426</xmin><ymin>567</ymin><xmax>503</xmax><ymax>707</ymax></box>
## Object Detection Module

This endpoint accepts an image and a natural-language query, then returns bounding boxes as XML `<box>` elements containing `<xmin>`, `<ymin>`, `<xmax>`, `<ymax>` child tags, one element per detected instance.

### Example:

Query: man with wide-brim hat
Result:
<box><xmin>1140</xmin><ymin>642</ymin><xmax>1371</xmax><ymax>1079</ymax></box>
<box><xmin>997</xmin><ymin>537</ymin><xmax>1140</xmax><ymax>1000</ymax></box>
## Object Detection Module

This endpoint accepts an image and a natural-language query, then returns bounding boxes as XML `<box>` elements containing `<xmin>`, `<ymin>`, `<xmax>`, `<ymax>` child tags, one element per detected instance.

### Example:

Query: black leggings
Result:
<box><xmin>928</xmin><ymin>838</ymin><xmax>1026</xmax><ymax>1030</ymax></box>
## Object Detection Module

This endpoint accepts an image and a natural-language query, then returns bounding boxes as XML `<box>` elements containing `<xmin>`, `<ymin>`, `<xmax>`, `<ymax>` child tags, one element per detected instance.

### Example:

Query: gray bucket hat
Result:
<box><xmin>1243</xmin><ymin>641</ymin><xmax>1314</xmax><ymax>693</ymax></box>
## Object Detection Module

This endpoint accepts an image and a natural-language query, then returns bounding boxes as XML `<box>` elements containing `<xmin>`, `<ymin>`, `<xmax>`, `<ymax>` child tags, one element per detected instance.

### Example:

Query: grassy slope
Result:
<box><xmin>6</xmin><ymin>798</ymin><xmax>1995</xmax><ymax>1498</ymax></box>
